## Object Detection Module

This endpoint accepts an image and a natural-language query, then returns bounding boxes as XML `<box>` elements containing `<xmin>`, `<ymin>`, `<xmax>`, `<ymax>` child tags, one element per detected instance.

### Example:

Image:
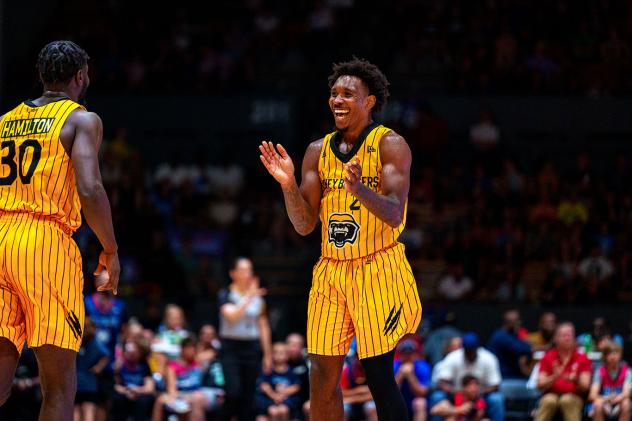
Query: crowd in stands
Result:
<box><xmin>4</xmin><ymin>294</ymin><xmax>632</xmax><ymax>420</ymax></box>
<box><xmin>79</xmin><ymin>109</ymin><xmax>632</xmax><ymax>316</ymax></box>
<box><xmin>7</xmin><ymin>0</ymin><xmax>632</xmax><ymax>97</ymax></box>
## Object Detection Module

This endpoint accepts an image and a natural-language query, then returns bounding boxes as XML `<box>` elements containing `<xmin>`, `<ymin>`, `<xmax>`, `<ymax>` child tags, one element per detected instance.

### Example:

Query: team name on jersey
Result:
<box><xmin>321</xmin><ymin>176</ymin><xmax>380</xmax><ymax>191</ymax></box>
<box><xmin>0</xmin><ymin>118</ymin><xmax>55</xmax><ymax>138</ymax></box>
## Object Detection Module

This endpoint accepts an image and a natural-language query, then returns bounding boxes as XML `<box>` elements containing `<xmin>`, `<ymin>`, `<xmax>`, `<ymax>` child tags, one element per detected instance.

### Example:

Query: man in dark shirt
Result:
<box><xmin>487</xmin><ymin>309</ymin><xmax>532</xmax><ymax>380</ymax></box>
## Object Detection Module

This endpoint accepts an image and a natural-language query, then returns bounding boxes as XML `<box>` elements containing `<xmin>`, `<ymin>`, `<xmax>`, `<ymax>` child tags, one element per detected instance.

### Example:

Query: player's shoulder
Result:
<box><xmin>380</xmin><ymin>127</ymin><xmax>407</xmax><ymax>146</ymax></box>
<box><xmin>66</xmin><ymin>108</ymin><xmax>102</xmax><ymax>130</ymax></box>
<box><xmin>379</xmin><ymin>127</ymin><xmax>411</xmax><ymax>160</ymax></box>
<box><xmin>303</xmin><ymin>138</ymin><xmax>325</xmax><ymax>161</ymax></box>
<box><xmin>307</xmin><ymin>138</ymin><xmax>325</xmax><ymax>151</ymax></box>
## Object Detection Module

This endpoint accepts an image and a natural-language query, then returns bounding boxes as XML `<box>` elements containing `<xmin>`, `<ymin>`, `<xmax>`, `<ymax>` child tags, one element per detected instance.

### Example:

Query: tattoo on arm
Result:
<box><xmin>282</xmin><ymin>181</ymin><xmax>316</xmax><ymax>235</ymax></box>
<box><xmin>281</xmin><ymin>140</ymin><xmax>322</xmax><ymax>235</ymax></box>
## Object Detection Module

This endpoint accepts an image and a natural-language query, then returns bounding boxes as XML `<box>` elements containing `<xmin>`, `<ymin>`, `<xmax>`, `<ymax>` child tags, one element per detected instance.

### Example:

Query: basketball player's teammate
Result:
<box><xmin>260</xmin><ymin>58</ymin><xmax>421</xmax><ymax>420</ymax></box>
<box><xmin>0</xmin><ymin>41</ymin><xmax>119</xmax><ymax>420</ymax></box>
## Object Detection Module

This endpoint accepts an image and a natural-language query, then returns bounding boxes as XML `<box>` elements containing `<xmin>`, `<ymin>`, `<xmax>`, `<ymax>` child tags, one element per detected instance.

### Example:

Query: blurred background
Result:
<box><xmin>1</xmin><ymin>0</ymin><xmax>631</xmax><ymax>420</ymax></box>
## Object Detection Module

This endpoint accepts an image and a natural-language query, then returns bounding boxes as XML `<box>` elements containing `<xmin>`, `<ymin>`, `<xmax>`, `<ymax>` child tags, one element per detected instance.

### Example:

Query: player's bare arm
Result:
<box><xmin>65</xmin><ymin>109</ymin><xmax>120</xmax><ymax>294</ymax></box>
<box><xmin>259</xmin><ymin>139</ymin><xmax>322</xmax><ymax>235</ymax></box>
<box><xmin>343</xmin><ymin>130</ymin><xmax>411</xmax><ymax>227</ymax></box>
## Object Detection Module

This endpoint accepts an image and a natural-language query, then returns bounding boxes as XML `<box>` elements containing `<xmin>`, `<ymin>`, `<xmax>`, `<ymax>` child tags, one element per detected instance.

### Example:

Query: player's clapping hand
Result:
<box><xmin>94</xmin><ymin>250</ymin><xmax>121</xmax><ymax>295</ymax></box>
<box><xmin>343</xmin><ymin>156</ymin><xmax>362</xmax><ymax>194</ymax></box>
<box><xmin>259</xmin><ymin>141</ymin><xmax>295</xmax><ymax>188</ymax></box>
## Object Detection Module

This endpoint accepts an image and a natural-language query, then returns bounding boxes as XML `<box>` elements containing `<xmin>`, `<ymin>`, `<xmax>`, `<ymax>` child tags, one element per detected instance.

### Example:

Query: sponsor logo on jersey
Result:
<box><xmin>328</xmin><ymin>213</ymin><xmax>360</xmax><ymax>248</ymax></box>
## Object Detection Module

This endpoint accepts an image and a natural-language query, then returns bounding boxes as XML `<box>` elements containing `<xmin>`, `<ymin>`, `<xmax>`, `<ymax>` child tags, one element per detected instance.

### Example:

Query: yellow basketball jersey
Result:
<box><xmin>319</xmin><ymin>123</ymin><xmax>407</xmax><ymax>259</ymax></box>
<box><xmin>0</xmin><ymin>99</ymin><xmax>85</xmax><ymax>232</ymax></box>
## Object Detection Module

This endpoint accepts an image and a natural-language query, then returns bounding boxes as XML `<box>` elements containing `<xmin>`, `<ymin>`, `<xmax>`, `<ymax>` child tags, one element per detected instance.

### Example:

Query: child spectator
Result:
<box><xmin>199</xmin><ymin>339</ymin><xmax>225</xmax><ymax>414</ymax></box>
<box><xmin>151</xmin><ymin>336</ymin><xmax>213</xmax><ymax>421</ymax></box>
<box><xmin>74</xmin><ymin>318</ymin><xmax>110</xmax><ymax>421</ymax></box>
<box><xmin>430</xmin><ymin>374</ymin><xmax>488</xmax><ymax>421</ymax></box>
<box><xmin>394</xmin><ymin>338</ymin><xmax>431</xmax><ymax>421</ymax></box>
<box><xmin>588</xmin><ymin>341</ymin><xmax>631</xmax><ymax>421</ymax></box>
<box><xmin>255</xmin><ymin>342</ymin><xmax>301</xmax><ymax>421</ymax></box>
<box><xmin>286</xmin><ymin>333</ymin><xmax>309</xmax><ymax>412</ymax></box>
<box><xmin>112</xmin><ymin>338</ymin><xmax>155</xmax><ymax>420</ymax></box>
<box><xmin>153</xmin><ymin>304</ymin><xmax>190</xmax><ymax>359</ymax></box>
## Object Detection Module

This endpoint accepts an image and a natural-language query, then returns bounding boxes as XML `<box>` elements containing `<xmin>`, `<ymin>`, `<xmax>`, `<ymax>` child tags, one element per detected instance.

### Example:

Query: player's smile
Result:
<box><xmin>333</xmin><ymin>108</ymin><xmax>351</xmax><ymax>125</ymax></box>
<box><xmin>329</xmin><ymin>75</ymin><xmax>369</xmax><ymax>130</ymax></box>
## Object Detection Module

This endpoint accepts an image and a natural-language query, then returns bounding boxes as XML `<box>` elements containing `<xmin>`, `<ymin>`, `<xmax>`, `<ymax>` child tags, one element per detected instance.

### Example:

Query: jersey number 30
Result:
<box><xmin>0</xmin><ymin>139</ymin><xmax>42</xmax><ymax>185</ymax></box>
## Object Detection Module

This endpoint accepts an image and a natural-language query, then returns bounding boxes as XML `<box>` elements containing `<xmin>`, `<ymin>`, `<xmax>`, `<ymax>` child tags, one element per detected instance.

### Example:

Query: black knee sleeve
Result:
<box><xmin>361</xmin><ymin>349</ymin><xmax>409</xmax><ymax>421</ymax></box>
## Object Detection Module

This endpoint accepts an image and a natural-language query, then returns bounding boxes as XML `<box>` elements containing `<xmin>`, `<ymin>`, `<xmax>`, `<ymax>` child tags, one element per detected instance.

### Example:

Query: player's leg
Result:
<box><xmin>33</xmin><ymin>344</ymin><xmax>77</xmax><ymax>421</ymax></box>
<box><xmin>360</xmin><ymin>350</ymin><xmax>408</xmax><ymax>420</ymax></box>
<box><xmin>306</xmin><ymin>258</ymin><xmax>354</xmax><ymax>421</ymax></box>
<box><xmin>0</xmin><ymin>338</ymin><xmax>19</xmax><ymax>406</ymax></box>
<box><xmin>308</xmin><ymin>355</ymin><xmax>345</xmax><ymax>421</ymax></box>
<box><xmin>8</xmin><ymin>221</ymin><xmax>85</xmax><ymax>420</ymax></box>
<box><xmin>0</xmin><ymin>224</ymin><xmax>25</xmax><ymax>406</ymax></box>
<box><xmin>354</xmin><ymin>246</ymin><xmax>421</xmax><ymax>420</ymax></box>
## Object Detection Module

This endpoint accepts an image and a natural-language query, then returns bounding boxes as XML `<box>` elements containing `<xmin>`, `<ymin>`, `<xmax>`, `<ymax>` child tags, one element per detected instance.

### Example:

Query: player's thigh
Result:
<box><xmin>308</xmin><ymin>354</ymin><xmax>345</xmax><ymax>393</ymax></box>
<box><xmin>0</xmin><ymin>337</ymin><xmax>19</xmax><ymax>401</ymax></box>
<box><xmin>33</xmin><ymin>344</ymin><xmax>77</xmax><ymax>393</ymax></box>
<box><xmin>307</xmin><ymin>258</ymin><xmax>354</xmax><ymax>357</ymax></box>
<box><xmin>355</xmin><ymin>245</ymin><xmax>421</xmax><ymax>358</ymax></box>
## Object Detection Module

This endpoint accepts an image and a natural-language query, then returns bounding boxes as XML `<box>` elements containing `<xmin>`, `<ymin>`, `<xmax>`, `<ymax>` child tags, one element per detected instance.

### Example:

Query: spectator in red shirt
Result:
<box><xmin>430</xmin><ymin>374</ymin><xmax>487</xmax><ymax>421</ymax></box>
<box><xmin>535</xmin><ymin>322</ymin><xmax>592</xmax><ymax>421</ymax></box>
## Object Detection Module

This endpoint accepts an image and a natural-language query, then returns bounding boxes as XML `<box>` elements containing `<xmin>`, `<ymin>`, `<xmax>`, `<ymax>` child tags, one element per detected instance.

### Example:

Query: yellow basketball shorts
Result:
<box><xmin>0</xmin><ymin>213</ymin><xmax>84</xmax><ymax>352</ymax></box>
<box><xmin>307</xmin><ymin>243</ymin><xmax>422</xmax><ymax>359</ymax></box>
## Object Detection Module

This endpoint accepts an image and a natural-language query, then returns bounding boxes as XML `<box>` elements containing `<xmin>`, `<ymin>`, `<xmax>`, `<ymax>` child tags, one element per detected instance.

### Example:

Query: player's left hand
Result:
<box><xmin>94</xmin><ymin>250</ymin><xmax>121</xmax><ymax>295</ymax></box>
<box><xmin>343</xmin><ymin>156</ymin><xmax>362</xmax><ymax>194</ymax></box>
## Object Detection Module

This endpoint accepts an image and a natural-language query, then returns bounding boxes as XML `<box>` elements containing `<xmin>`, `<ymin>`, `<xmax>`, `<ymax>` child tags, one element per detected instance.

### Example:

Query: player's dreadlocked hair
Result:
<box><xmin>36</xmin><ymin>40</ymin><xmax>89</xmax><ymax>85</ymax></box>
<box><xmin>328</xmin><ymin>57</ymin><xmax>390</xmax><ymax>114</ymax></box>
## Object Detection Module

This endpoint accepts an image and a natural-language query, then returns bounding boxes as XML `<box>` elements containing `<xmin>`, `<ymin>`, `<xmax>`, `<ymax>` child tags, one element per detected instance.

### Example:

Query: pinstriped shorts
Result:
<box><xmin>0</xmin><ymin>212</ymin><xmax>84</xmax><ymax>352</ymax></box>
<box><xmin>307</xmin><ymin>243</ymin><xmax>422</xmax><ymax>359</ymax></box>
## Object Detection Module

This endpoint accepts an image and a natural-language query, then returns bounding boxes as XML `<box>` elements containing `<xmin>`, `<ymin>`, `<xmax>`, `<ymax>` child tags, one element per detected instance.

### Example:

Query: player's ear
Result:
<box><xmin>365</xmin><ymin>95</ymin><xmax>376</xmax><ymax>111</ymax></box>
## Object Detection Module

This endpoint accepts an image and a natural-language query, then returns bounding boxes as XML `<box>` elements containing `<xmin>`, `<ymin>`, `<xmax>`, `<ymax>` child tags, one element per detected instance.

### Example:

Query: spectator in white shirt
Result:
<box><xmin>429</xmin><ymin>333</ymin><xmax>504</xmax><ymax>421</ymax></box>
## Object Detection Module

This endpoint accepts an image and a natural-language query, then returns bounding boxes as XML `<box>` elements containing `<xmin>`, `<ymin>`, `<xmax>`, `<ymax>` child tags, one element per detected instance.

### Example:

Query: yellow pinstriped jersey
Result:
<box><xmin>0</xmin><ymin>99</ymin><xmax>85</xmax><ymax>232</ymax></box>
<box><xmin>319</xmin><ymin>123</ymin><xmax>407</xmax><ymax>259</ymax></box>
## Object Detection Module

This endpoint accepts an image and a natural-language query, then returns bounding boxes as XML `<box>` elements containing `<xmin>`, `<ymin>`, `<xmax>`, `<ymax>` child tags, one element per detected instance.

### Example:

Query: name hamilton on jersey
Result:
<box><xmin>0</xmin><ymin>118</ymin><xmax>55</xmax><ymax>138</ymax></box>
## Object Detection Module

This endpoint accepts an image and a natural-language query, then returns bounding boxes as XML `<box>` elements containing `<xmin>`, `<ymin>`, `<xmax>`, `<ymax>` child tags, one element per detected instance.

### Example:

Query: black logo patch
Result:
<box><xmin>328</xmin><ymin>213</ymin><xmax>360</xmax><ymax>248</ymax></box>
<box><xmin>66</xmin><ymin>310</ymin><xmax>83</xmax><ymax>340</ymax></box>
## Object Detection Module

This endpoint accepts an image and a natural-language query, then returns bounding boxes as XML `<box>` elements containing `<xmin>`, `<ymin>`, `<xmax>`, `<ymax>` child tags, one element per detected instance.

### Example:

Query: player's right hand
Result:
<box><xmin>94</xmin><ymin>250</ymin><xmax>121</xmax><ymax>295</ymax></box>
<box><xmin>259</xmin><ymin>141</ymin><xmax>295</xmax><ymax>188</ymax></box>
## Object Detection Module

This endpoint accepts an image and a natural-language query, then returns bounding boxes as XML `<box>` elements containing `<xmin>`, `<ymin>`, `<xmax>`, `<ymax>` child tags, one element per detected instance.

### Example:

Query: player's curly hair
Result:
<box><xmin>328</xmin><ymin>57</ymin><xmax>390</xmax><ymax>114</ymax></box>
<box><xmin>37</xmin><ymin>40</ymin><xmax>89</xmax><ymax>85</ymax></box>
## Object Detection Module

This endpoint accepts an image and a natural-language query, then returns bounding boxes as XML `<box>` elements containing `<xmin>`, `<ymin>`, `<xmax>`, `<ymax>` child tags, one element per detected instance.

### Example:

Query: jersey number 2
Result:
<box><xmin>0</xmin><ymin>140</ymin><xmax>42</xmax><ymax>185</ymax></box>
